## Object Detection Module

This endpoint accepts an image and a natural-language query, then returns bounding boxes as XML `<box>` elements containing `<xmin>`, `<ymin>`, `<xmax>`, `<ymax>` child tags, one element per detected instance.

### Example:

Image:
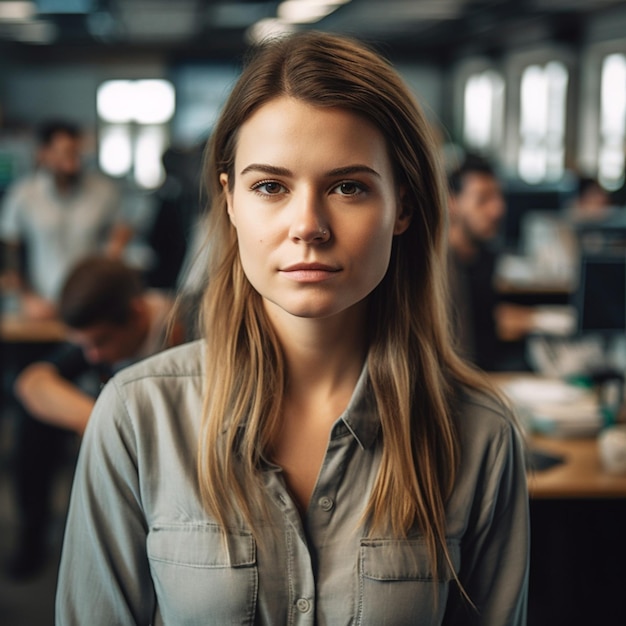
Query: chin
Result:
<box><xmin>286</xmin><ymin>305</ymin><xmax>342</xmax><ymax>320</ymax></box>
<box><xmin>265</xmin><ymin>294</ymin><xmax>344</xmax><ymax>320</ymax></box>
<box><xmin>272</xmin><ymin>291</ymin><xmax>368</xmax><ymax>321</ymax></box>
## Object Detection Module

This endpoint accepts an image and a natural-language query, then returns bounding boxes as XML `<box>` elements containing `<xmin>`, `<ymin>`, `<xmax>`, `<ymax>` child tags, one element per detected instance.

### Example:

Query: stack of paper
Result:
<box><xmin>501</xmin><ymin>378</ymin><xmax>604</xmax><ymax>437</ymax></box>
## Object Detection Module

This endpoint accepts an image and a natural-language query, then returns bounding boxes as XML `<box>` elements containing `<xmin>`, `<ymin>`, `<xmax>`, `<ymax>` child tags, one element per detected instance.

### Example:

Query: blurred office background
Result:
<box><xmin>2</xmin><ymin>1</ymin><xmax>626</xmax><ymax>625</ymax></box>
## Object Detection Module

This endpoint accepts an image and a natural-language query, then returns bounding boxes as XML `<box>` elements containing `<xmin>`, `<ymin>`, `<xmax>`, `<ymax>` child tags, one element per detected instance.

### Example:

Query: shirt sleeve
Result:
<box><xmin>443</xmin><ymin>420</ymin><xmax>530</xmax><ymax>626</ymax></box>
<box><xmin>55</xmin><ymin>379</ymin><xmax>155</xmax><ymax>625</ymax></box>
<box><xmin>44</xmin><ymin>343</ymin><xmax>92</xmax><ymax>380</ymax></box>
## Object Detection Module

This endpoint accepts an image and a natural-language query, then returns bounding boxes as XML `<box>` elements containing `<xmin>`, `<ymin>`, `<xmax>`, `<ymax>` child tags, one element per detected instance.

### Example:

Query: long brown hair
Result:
<box><xmin>198</xmin><ymin>30</ymin><xmax>490</xmax><ymax>582</ymax></box>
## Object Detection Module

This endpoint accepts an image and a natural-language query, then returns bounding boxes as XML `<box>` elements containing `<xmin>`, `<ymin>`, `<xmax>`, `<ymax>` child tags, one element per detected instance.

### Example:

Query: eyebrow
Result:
<box><xmin>239</xmin><ymin>163</ymin><xmax>381</xmax><ymax>178</ymax></box>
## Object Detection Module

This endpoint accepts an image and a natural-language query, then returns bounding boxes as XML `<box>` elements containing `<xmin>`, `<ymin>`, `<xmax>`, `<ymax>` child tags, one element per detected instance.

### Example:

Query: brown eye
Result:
<box><xmin>253</xmin><ymin>181</ymin><xmax>286</xmax><ymax>195</ymax></box>
<box><xmin>263</xmin><ymin>182</ymin><xmax>282</xmax><ymax>194</ymax></box>
<box><xmin>333</xmin><ymin>181</ymin><xmax>366</xmax><ymax>196</ymax></box>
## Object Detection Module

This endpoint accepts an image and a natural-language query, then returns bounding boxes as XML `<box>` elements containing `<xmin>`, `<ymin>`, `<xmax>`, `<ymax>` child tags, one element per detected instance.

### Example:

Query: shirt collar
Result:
<box><xmin>37</xmin><ymin>168</ymin><xmax>84</xmax><ymax>198</ymax></box>
<box><xmin>256</xmin><ymin>362</ymin><xmax>380</xmax><ymax>473</ymax></box>
<box><xmin>335</xmin><ymin>362</ymin><xmax>380</xmax><ymax>450</ymax></box>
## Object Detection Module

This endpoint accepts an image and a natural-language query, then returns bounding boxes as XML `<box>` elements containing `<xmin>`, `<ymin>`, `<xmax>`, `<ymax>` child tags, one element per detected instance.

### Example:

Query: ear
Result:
<box><xmin>219</xmin><ymin>173</ymin><xmax>235</xmax><ymax>226</ymax></box>
<box><xmin>393</xmin><ymin>187</ymin><xmax>411</xmax><ymax>235</ymax></box>
<box><xmin>393</xmin><ymin>211</ymin><xmax>411</xmax><ymax>235</ymax></box>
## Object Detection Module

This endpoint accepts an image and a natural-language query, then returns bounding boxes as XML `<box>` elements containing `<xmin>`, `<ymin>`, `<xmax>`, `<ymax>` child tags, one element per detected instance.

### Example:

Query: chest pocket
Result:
<box><xmin>147</xmin><ymin>523</ymin><xmax>258</xmax><ymax>626</ymax></box>
<box><xmin>357</xmin><ymin>537</ymin><xmax>460</xmax><ymax>626</ymax></box>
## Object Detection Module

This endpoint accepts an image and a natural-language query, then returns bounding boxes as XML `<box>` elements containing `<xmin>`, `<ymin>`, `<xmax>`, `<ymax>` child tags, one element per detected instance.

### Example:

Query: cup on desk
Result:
<box><xmin>598</xmin><ymin>425</ymin><xmax>626</xmax><ymax>474</ymax></box>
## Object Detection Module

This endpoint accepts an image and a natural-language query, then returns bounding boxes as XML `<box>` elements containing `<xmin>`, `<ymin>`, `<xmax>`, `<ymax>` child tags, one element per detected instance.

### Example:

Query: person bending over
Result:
<box><xmin>15</xmin><ymin>255</ymin><xmax>183</xmax><ymax>435</ymax></box>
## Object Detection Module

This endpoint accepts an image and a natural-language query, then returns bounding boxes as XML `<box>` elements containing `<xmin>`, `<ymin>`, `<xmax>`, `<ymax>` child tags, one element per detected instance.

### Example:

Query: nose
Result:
<box><xmin>288</xmin><ymin>188</ymin><xmax>331</xmax><ymax>244</ymax></box>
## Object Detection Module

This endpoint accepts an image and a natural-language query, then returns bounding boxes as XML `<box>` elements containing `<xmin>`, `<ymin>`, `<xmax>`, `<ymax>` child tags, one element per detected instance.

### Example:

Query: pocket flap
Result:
<box><xmin>360</xmin><ymin>537</ymin><xmax>460</xmax><ymax>582</ymax></box>
<box><xmin>148</xmin><ymin>523</ymin><xmax>256</xmax><ymax>569</ymax></box>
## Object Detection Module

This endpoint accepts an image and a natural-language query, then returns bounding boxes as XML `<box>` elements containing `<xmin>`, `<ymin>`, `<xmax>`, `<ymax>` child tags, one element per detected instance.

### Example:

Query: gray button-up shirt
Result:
<box><xmin>56</xmin><ymin>340</ymin><xmax>529</xmax><ymax>625</ymax></box>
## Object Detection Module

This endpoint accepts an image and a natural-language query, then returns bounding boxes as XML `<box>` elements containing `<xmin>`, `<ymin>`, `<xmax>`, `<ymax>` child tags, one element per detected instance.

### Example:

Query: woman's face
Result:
<box><xmin>220</xmin><ymin>96</ymin><xmax>409</xmax><ymax>322</ymax></box>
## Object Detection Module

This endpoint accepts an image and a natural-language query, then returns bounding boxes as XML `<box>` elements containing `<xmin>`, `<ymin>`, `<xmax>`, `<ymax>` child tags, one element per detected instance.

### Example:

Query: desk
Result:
<box><xmin>490</xmin><ymin>373</ymin><xmax>626</xmax><ymax>498</ymax></box>
<box><xmin>528</xmin><ymin>434</ymin><xmax>626</xmax><ymax>498</ymax></box>
<box><xmin>0</xmin><ymin>313</ymin><xmax>66</xmax><ymax>343</ymax></box>
<box><xmin>492</xmin><ymin>374</ymin><xmax>626</xmax><ymax>625</ymax></box>
<box><xmin>494</xmin><ymin>276</ymin><xmax>573</xmax><ymax>297</ymax></box>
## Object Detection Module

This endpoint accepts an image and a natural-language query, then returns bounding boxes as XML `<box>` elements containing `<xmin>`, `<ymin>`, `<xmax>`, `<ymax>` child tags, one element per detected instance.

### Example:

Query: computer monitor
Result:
<box><xmin>501</xmin><ymin>186</ymin><xmax>568</xmax><ymax>250</ymax></box>
<box><xmin>573</xmin><ymin>209</ymin><xmax>626</xmax><ymax>254</ymax></box>
<box><xmin>574</xmin><ymin>254</ymin><xmax>626</xmax><ymax>335</ymax></box>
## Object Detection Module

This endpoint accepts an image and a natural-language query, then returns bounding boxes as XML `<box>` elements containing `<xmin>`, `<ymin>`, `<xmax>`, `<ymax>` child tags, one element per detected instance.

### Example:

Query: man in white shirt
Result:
<box><xmin>0</xmin><ymin>119</ymin><xmax>132</xmax><ymax>318</ymax></box>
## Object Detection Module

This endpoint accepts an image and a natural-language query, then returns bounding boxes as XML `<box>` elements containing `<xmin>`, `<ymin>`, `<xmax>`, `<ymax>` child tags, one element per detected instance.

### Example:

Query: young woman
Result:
<box><xmin>56</xmin><ymin>31</ymin><xmax>529</xmax><ymax>625</ymax></box>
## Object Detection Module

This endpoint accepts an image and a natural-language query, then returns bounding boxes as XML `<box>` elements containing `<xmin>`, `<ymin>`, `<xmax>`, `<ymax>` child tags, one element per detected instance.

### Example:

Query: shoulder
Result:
<box><xmin>2</xmin><ymin>174</ymin><xmax>38</xmax><ymax>203</ymax></box>
<box><xmin>445</xmin><ymin>383</ymin><xmax>528</xmax><ymax>536</ymax></box>
<box><xmin>458</xmin><ymin>385</ymin><xmax>512</xmax><ymax>424</ymax></box>
<box><xmin>83</xmin><ymin>170</ymin><xmax>116</xmax><ymax>187</ymax></box>
<box><xmin>453</xmin><ymin>384</ymin><xmax>520</xmax><ymax>453</ymax></box>
<box><xmin>113</xmin><ymin>339</ymin><xmax>204</xmax><ymax>388</ymax></box>
<box><xmin>108</xmin><ymin>340</ymin><xmax>205</xmax><ymax>417</ymax></box>
<box><xmin>82</xmin><ymin>171</ymin><xmax>119</xmax><ymax>198</ymax></box>
<box><xmin>87</xmin><ymin>340</ymin><xmax>205</xmax><ymax>442</ymax></box>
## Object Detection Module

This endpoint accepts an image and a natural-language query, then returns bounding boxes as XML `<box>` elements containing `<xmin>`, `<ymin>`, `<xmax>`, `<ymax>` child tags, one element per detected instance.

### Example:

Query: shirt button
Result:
<box><xmin>296</xmin><ymin>598</ymin><xmax>311</xmax><ymax>613</ymax></box>
<box><xmin>318</xmin><ymin>496</ymin><xmax>334</xmax><ymax>511</ymax></box>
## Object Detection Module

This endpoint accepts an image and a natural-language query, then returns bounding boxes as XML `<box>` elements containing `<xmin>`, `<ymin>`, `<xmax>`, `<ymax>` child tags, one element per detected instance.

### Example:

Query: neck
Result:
<box><xmin>266</xmin><ymin>301</ymin><xmax>368</xmax><ymax>407</ymax></box>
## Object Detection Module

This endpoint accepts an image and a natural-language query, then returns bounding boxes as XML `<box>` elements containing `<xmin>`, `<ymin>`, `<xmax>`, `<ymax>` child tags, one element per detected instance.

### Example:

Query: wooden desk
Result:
<box><xmin>494</xmin><ymin>276</ymin><xmax>573</xmax><ymax>297</ymax></box>
<box><xmin>528</xmin><ymin>434</ymin><xmax>626</xmax><ymax>499</ymax></box>
<box><xmin>491</xmin><ymin>372</ymin><xmax>626</xmax><ymax>499</ymax></box>
<box><xmin>0</xmin><ymin>313</ymin><xmax>66</xmax><ymax>343</ymax></box>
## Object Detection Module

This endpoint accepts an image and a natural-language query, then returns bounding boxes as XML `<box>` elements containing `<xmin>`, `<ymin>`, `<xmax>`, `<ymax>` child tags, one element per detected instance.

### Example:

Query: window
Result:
<box><xmin>598</xmin><ymin>53</ymin><xmax>626</xmax><ymax>190</ymax></box>
<box><xmin>518</xmin><ymin>61</ymin><xmax>568</xmax><ymax>183</ymax></box>
<box><xmin>97</xmin><ymin>79</ymin><xmax>175</xmax><ymax>189</ymax></box>
<box><xmin>463</xmin><ymin>70</ymin><xmax>504</xmax><ymax>154</ymax></box>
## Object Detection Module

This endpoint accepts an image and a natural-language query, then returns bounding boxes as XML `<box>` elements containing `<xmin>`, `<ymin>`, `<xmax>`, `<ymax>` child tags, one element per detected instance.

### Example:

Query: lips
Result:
<box><xmin>280</xmin><ymin>262</ymin><xmax>341</xmax><ymax>282</ymax></box>
<box><xmin>281</xmin><ymin>262</ymin><xmax>339</xmax><ymax>272</ymax></box>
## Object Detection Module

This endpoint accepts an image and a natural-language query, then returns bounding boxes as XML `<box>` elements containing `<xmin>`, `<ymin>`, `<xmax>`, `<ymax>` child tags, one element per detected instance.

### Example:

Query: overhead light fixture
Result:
<box><xmin>97</xmin><ymin>80</ymin><xmax>176</xmax><ymax>125</ymax></box>
<box><xmin>277</xmin><ymin>0</ymin><xmax>350</xmax><ymax>25</ymax></box>
<box><xmin>247</xmin><ymin>0</ymin><xmax>350</xmax><ymax>45</ymax></box>
<box><xmin>0</xmin><ymin>1</ymin><xmax>35</xmax><ymax>20</ymax></box>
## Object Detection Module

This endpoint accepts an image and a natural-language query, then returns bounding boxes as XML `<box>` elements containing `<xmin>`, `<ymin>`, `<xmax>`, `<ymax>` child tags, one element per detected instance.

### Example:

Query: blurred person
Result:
<box><xmin>57</xmin><ymin>32</ymin><xmax>528</xmax><ymax>625</ymax></box>
<box><xmin>447</xmin><ymin>154</ymin><xmax>532</xmax><ymax>370</ymax></box>
<box><xmin>8</xmin><ymin>256</ymin><xmax>183</xmax><ymax>580</ymax></box>
<box><xmin>0</xmin><ymin>119</ymin><xmax>132</xmax><ymax>319</ymax></box>
<box><xmin>567</xmin><ymin>175</ymin><xmax>612</xmax><ymax>221</ymax></box>
<box><xmin>16</xmin><ymin>255</ymin><xmax>184</xmax><ymax>434</ymax></box>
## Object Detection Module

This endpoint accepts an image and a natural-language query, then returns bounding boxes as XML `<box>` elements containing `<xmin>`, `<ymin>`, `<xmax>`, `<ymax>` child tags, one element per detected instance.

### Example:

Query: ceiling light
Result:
<box><xmin>97</xmin><ymin>80</ymin><xmax>176</xmax><ymax>125</ymax></box>
<box><xmin>278</xmin><ymin>0</ymin><xmax>350</xmax><ymax>25</ymax></box>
